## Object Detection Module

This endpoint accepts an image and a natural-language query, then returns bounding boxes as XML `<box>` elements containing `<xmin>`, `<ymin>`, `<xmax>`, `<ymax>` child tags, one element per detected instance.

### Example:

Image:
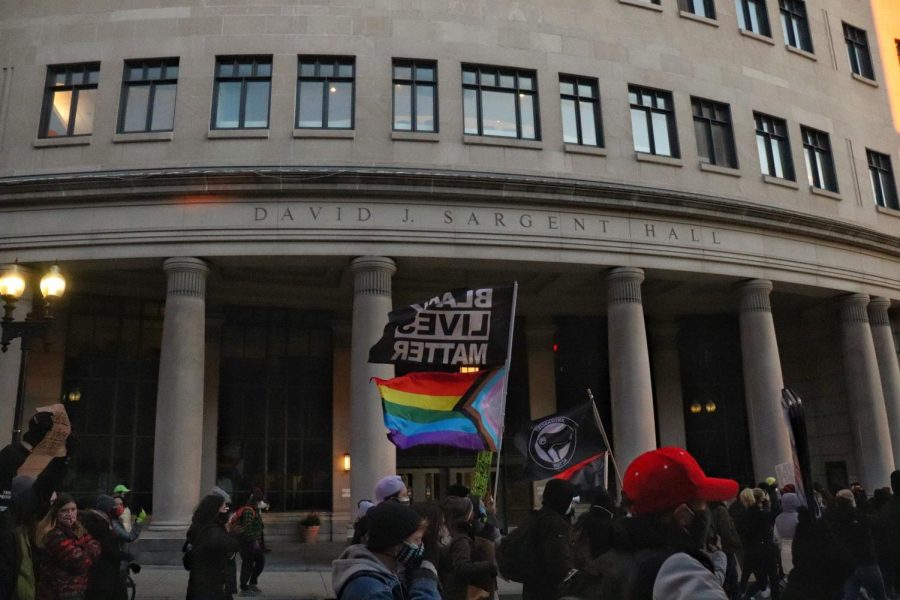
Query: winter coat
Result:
<box><xmin>595</xmin><ymin>515</ymin><xmax>727</xmax><ymax>600</ymax></box>
<box><xmin>775</xmin><ymin>493</ymin><xmax>801</xmax><ymax>541</ymax></box>
<box><xmin>35</xmin><ymin>524</ymin><xmax>101</xmax><ymax>600</ymax></box>
<box><xmin>573</xmin><ymin>505</ymin><xmax>615</xmax><ymax>568</ymax></box>
<box><xmin>826</xmin><ymin>503</ymin><xmax>878</xmax><ymax>566</ymax></box>
<box><xmin>331</xmin><ymin>544</ymin><xmax>441</xmax><ymax>600</ymax></box>
<box><xmin>735</xmin><ymin>505</ymin><xmax>777</xmax><ymax>571</ymax></box>
<box><xmin>710</xmin><ymin>503</ymin><xmax>742</xmax><ymax>557</ymax></box>
<box><xmin>438</xmin><ymin>532</ymin><xmax>496</xmax><ymax>599</ymax></box>
<box><xmin>782</xmin><ymin>508</ymin><xmax>855</xmax><ymax>600</ymax></box>
<box><xmin>185</xmin><ymin>522</ymin><xmax>241</xmax><ymax>600</ymax></box>
<box><xmin>79</xmin><ymin>510</ymin><xmax>131</xmax><ymax>600</ymax></box>
<box><xmin>521</xmin><ymin>506</ymin><xmax>574</xmax><ymax>600</ymax></box>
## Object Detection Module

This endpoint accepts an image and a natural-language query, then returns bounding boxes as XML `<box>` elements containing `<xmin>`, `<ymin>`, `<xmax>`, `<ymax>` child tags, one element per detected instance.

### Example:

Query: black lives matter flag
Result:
<box><xmin>369</xmin><ymin>285</ymin><xmax>514</xmax><ymax>368</ymax></box>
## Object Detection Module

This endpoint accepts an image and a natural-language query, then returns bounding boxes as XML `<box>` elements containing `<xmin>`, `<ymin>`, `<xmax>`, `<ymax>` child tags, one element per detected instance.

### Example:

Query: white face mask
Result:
<box><xmin>567</xmin><ymin>496</ymin><xmax>581</xmax><ymax>516</ymax></box>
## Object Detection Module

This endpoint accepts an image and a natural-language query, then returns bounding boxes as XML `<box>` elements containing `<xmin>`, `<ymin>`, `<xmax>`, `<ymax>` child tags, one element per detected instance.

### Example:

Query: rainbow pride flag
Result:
<box><xmin>373</xmin><ymin>368</ymin><xmax>507</xmax><ymax>451</ymax></box>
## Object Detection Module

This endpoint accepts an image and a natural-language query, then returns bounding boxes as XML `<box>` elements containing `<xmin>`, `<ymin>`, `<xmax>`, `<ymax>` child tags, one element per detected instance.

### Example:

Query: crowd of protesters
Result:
<box><xmin>8</xmin><ymin>413</ymin><xmax>900</xmax><ymax>600</ymax></box>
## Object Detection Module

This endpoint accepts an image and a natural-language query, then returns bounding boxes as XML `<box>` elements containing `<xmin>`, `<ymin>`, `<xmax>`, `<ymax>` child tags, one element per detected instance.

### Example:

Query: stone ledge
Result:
<box><xmin>762</xmin><ymin>174</ymin><xmax>800</xmax><ymax>190</ymax></box>
<box><xmin>391</xmin><ymin>131</ymin><xmax>439</xmax><ymax>142</ymax></box>
<box><xmin>739</xmin><ymin>28</ymin><xmax>775</xmax><ymax>45</ymax></box>
<box><xmin>619</xmin><ymin>0</ymin><xmax>663</xmax><ymax>12</ymax></box>
<box><xmin>699</xmin><ymin>162</ymin><xmax>741</xmax><ymax>177</ymax></box>
<box><xmin>33</xmin><ymin>136</ymin><xmax>91</xmax><ymax>148</ymax></box>
<box><xmin>809</xmin><ymin>185</ymin><xmax>842</xmax><ymax>201</ymax></box>
<box><xmin>635</xmin><ymin>152</ymin><xmax>682</xmax><ymax>167</ymax></box>
<box><xmin>207</xmin><ymin>129</ymin><xmax>269</xmax><ymax>139</ymax></box>
<box><xmin>851</xmin><ymin>73</ymin><xmax>879</xmax><ymax>88</ymax></box>
<box><xmin>564</xmin><ymin>143</ymin><xmax>607</xmax><ymax>156</ymax></box>
<box><xmin>876</xmin><ymin>205</ymin><xmax>900</xmax><ymax>218</ymax></box>
<box><xmin>294</xmin><ymin>128</ymin><xmax>355</xmax><ymax>139</ymax></box>
<box><xmin>785</xmin><ymin>44</ymin><xmax>817</xmax><ymax>61</ymax></box>
<box><xmin>113</xmin><ymin>131</ymin><xmax>174</xmax><ymax>144</ymax></box>
<box><xmin>678</xmin><ymin>10</ymin><xmax>718</xmax><ymax>27</ymax></box>
<box><xmin>463</xmin><ymin>135</ymin><xmax>542</xmax><ymax>150</ymax></box>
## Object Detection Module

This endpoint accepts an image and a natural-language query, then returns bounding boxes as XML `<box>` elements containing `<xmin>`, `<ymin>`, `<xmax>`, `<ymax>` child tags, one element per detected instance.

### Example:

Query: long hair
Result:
<box><xmin>192</xmin><ymin>494</ymin><xmax>225</xmax><ymax>526</ymax></box>
<box><xmin>35</xmin><ymin>493</ymin><xmax>77</xmax><ymax>548</ymax></box>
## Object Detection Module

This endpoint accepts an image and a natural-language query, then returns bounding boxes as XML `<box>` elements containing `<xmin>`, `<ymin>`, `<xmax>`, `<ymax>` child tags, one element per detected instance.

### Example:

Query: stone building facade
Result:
<box><xmin>1</xmin><ymin>0</ymin><xmax>899</xmax><ymax>534</ymax></box>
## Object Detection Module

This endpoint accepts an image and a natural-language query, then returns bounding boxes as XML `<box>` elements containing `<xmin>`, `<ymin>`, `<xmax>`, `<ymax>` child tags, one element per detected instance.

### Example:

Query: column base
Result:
<box><xmin>146</xmin><ymin>520</ymin><xmax>191</xmax><ymax>533</ymax></box>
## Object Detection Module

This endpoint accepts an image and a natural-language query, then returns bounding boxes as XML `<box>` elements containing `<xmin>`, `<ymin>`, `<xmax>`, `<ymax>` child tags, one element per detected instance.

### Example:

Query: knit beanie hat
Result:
<box><xmin>542</xmin><ymin>479</ymin><xmax>577</xmax><ymax>515</ymax></box>
<box><xmin>365</xmin><ymin>501</ymin><xmax>423</xmax><ymax>552</ymax></box>
<box><xmin>374</xmin><ymin>475</ymin><xmax>406</xmax><ymax>503</ymax></box>
<box><xmin>96</xmin><ymin>494</ymin><xmax>117</xmax><ymax>514</ymax></box>
<box><xmin>210</xmin><ymin>486</ymin><xmax>232</xmax><ymax>505</ymax></box>
<box><xmin>441</xmin><ymin>495</ymin><xmax>473</xmax><ymax>525</ymax></box>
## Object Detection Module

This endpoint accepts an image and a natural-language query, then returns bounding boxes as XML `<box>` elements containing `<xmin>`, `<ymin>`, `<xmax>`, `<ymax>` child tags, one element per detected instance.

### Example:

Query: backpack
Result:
<box><xmin>182</xmin><ymin>524</ymin><xmax>216</xmax><ymax>571</ymax></box>
<box><xmin>227</xmin><ymin>505</ymin><xmax>256</xmax><ymax>530</ymax></box>
<box><xmin>495</xmin><ymin>513</ymin><xmax>537</xmax><ymax>583</ymax></box>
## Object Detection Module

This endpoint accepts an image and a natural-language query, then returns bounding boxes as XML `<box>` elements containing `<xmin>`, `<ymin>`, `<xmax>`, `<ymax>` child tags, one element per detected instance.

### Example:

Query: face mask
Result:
<box><xmin>395</xmin><ymin>541</ymin><xmax>425</xmax><ymax>570</ymax></box>
<box><xmin>115</xmin><ymin>506</ymin><xmax>125</xmax><ymax>518</ymax></box>
<box><xmin>566</xmin><ymin>496</ymin><xmax>580</xmax><ymax>516</ymax></box>
<box><xmin>217</xmin><ymin>512</ymin><xmax>229</xmax><ymax>525</ymax></box>
<box><xmin>687</xmin><ymin>508</ymin><xmax>712</xmax><ymax>549</ymax></box>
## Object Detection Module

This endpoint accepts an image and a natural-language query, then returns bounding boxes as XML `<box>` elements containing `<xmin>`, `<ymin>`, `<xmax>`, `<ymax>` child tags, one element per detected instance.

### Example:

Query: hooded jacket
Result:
<box><xmin>332</xmin><ymin>544</ymin><xmax>440</xmax><ymax>600</ymax></box>
<box><xmin>775</xmin><ymin>493</ymin><xmax>801</xmax><ymax>541</ymax></box>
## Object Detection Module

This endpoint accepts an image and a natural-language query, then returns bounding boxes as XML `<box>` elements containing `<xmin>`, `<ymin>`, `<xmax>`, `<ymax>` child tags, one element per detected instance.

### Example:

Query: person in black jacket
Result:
<box><xmin>827</xmin><ymin>489</ymin><xmax>888</xmax><ymax>600</ymax></box>
<box><xmin>81</xmin><ymin>495</ymin><xmax>132</xmax><ymax>600</ymax></box>
<box><xmin>521</xmin><ymin>478</ymin><xmax>577</xmax><ymax>600</ymax></box>
<box><xmin>0</xmin><ymin>412</ymin><xmax>57</xmax><ymax>525</ymax></box>
<box><xmin>735</xmin><ymin>488</ymin><xmax>780</xmax><ymax>600</ymax></box>
<box><xmin>782</xmin><ymin>506</ymin><xmax>855</xmax><ymax>600</ymax></box>
<box><xmin>185</xmin><ymin>494</ymin><xmax>242</xmax><ymax>600</ymax></box>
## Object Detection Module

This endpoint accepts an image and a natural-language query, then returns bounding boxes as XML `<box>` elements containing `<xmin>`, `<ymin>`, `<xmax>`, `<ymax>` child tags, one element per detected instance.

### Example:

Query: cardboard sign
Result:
<box><xmin>17</xmin><ymin>404</ymin><xmax>70</xmax><ymax>479</ymax></box>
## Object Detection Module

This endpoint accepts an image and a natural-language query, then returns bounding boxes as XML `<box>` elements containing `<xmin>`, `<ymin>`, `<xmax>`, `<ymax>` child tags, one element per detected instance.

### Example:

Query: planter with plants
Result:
<box><xmin>300</xmin><ymin>512</ymin><xmax>321</xmax><ymax>543</ymax></box>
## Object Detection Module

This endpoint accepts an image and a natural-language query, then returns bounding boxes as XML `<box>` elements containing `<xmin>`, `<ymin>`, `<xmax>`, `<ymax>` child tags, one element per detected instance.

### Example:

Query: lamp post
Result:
<box><xmin>0</xmin><ymin>263</ymin><xmax>67</xmax><ymax>442</ymax></box>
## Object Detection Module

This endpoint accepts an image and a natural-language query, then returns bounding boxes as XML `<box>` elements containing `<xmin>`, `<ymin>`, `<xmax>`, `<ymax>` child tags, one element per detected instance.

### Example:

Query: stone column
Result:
<box><xmin>200</xmin><ymin>315</ymin><xmax>223</xmax><ymax>497</ymax></box>
<box><xmin>870</xmin><ymin>298</ymin><xmax>900</xmax><ymax>469</ymax></box>
<box><xmin>736</xmin><ymin>280</ymin><xmax>793</xmax><ymax>482</ymax></box>
<box><xmin>150</xmin><ymin>257</ymin><xmax>209</xmax><ymax>531</ymax></box>
<box><xmin>650</xmin><ymin>320</ymin><xmax>687</xmax><ymax>449</ymax></box>
<box><xmin>606</xmin><ymin>267</ymin><xmax>656</xmax><ymax>471</ymax></box>
<box><xmin>349</xmin><ymin>257</ymin><xmax>396</xmax><ymax>511</ymax></box>
<box><xmin>0</xmin><ymin>284</ymin><xmax>31</xmax><ymax>446</ymax></box>
<box><xmin>841</xmin><ymin>294</ymin><xmax>895</xmax><ymax>489</ymax></box>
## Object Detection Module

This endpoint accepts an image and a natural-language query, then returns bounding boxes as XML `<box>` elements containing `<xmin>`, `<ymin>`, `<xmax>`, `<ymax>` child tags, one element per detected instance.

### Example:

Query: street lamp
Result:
<box><xmin>0</xmin><ymin>263</ymin><xmax>67</xmax><ymax>442</ymax></box>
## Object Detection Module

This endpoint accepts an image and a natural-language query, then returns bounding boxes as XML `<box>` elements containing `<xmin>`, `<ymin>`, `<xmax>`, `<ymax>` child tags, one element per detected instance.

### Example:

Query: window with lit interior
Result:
<box><xmin>39</xmin><ymin>63</ymin><xmax>100</xmax><ymax>138</ymax></box>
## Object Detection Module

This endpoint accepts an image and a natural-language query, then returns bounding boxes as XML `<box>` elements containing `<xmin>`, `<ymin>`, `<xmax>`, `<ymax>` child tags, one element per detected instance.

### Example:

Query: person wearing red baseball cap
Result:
<box><xmin>596</xmin><ymin>447</ymin><xmax>739</xmax><ymax>600</ymax></box>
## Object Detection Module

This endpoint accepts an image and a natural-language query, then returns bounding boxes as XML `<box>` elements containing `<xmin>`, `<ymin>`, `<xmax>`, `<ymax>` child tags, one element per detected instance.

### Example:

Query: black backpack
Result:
<box><xmin>496</xmin><ymin>512</ymin><xmax>538</xmax><ymax>583</ymax></box>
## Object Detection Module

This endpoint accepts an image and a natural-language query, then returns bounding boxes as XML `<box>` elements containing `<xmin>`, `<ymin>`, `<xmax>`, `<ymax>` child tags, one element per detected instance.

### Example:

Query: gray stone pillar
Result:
<box><xmin>840</xmin><ymin>294</ymin><xmax>895</xmax><ymax>489</ymax></box>
<box><xmin>0</xmin><ymin>284</ymin><xmax>31</xmax><ymax>446</ymax></box>
<box><xmin>150</xmin><ymin>257</ymin><xmax>209</xmax><ymax>530</ymax></box>
<box><xmin>736</xmin><ymin>280</ymin><xmax>793</xmax><ymax>482</ymax></box>
<box><xmin>606</xmin><ymin>267</ymin><xmax>656</xmax><ymax>471</ymax></box>
<box><xmin>650</xmin><ymin>320</ymin><xmax>687</xmax><ymax>449</ymax></box>
<box><xmin>349</xmin><ymin>257</ymin><xmax>396</xmax><ymax>512</ymax></box>
<box><xmin>200</xmin><ymin>315</ymin><xmax>223</xmax><ymax>497</ymax></box>
<box><xmin>870</xmin><ymin>298</ymin><xmax>900</xmax><ymax>469</ymax></box>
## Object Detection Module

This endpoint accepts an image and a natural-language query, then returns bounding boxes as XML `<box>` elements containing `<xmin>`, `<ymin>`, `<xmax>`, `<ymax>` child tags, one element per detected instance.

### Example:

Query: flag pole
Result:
<box><xmin>492</xmin><ymin>282</ymin><xmax>519</xmax><ymax>504</ymax></box>
<box><xmin>587</xmin><ymin>389</ymin><xmax>623</xmax><ymax>493</ymax></box>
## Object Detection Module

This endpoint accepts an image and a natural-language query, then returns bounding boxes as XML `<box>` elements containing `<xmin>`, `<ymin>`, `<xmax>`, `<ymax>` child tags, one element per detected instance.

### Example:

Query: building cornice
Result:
<box><xmin>0</xmin><ymin>165</ymin><xmax>897</xmax><ymax>255</ymax></box>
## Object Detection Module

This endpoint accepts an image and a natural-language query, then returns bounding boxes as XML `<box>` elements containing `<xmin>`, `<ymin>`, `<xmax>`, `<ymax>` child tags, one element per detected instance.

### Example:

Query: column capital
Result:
<box><xmin>163</xmin><ymin>257</ymin><xmax>209</xmax><ymax>298</ymax></box>
<box><xmin>868</xmin><ymin>297</ymin><xmax>893</xmax><ymax>327</ymax></box>
<box><xmin>606</xmin><ymin>267</ymin><xmax>645</xmax><ymax>305</ymax></box>
<box><xmin>350</xmin><ymin>256</ymin><xmax>396</xmax><ymax>297</ymax></box>
<box><xmin>735</xmin><ymin>279</ymin><xmax>773</xmax><ymax>313</ymax></box>
<box><xmin>840</xmin><ymin>293</ymin><xmax>870</xmax><ymax>324</ymax></box>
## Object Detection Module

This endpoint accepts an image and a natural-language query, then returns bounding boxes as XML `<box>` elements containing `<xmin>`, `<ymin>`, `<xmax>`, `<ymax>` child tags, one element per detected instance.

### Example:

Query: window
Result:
<box><xmin>39</xmin><ymin>63</ymin><xmax>100</xmax><ymax>138</ymax></box>
<box><xmin>462</xmin><ymin>65</ymin><xmax>539</xmax><ymax>140</ymax></box>
<box><xmin>629</xmin><ymin>85</ymin><xmax>678</xmax><ymax>157</ymax></box>
<box><xmin>559</xmin><ymin>75</ymin><xmax>602</xmax><ymax>147</ymax></box>
<box><xmin>754</xmin><ymin>113</ymin><xmax>794</xmax><ymax>180</ymax></box>
<box><xmin>296</xmin><ymin>56</ymin><xmax>355</xmax><ymax>129</ymax></box>
<box><xmin>118</xmin><ymin>58</ymin><xmax>178</xmax><ymax>133</ymax></box>
<box><xmin>691</xmin><ymin>98</ymin><xmax>736</xmax><ymax>167</ymax></box>
<box><xmin>736</xmin><ymin>0</ymin><xmax>771</xmax><ymax>36</ymax></box>
<box><xmin>679</xmin><ymin>0</ymin><xmax>715</xmax><ymax>19</ymax></box>
<box><xmin>843</xmin><ymin>24</ymin><xmax>875</xmax><ymax>80</ymax></box>
<box><xmin>392</xmin><ymin>59</ymin><xmax>436</xmax><ymax>132</ymax></box>
<box><xmin>211</xmin><ymin>56</ymin><xmax>271</xmax><ymax>129</ymax></box>
<box><xmin>779</xmin><ymin>0</ymin><xmax>813</xmax><ymax>52</ymax></box>
<box><xmin>868</xmin><ymin>150</ymin><xmax>899</xmax><ymax>210</ymax></box>
<box><xmin>801</xmin><ymin>126</ymin><xmax>837</xmax><ymax>192</ymax></box>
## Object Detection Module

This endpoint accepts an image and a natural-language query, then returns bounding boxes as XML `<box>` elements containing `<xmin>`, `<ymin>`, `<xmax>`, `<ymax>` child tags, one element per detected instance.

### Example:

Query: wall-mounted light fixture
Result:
<box><xmin>342</xmin><ymin>453</ymin><xmax>351</xmax><ymax>472</ymax></box>
<box><xmin>690</xmin><ymin>402</ymin><xmax>702</xmax><ymax>414</ymax></box>
<box><xmin>705</xmin><ymin>401</ymin><xmax>717</xmax><ymax>413</ymax></box>
<box><xmin>64</xmin><ymin>388</ymin><xmax>82</xmax><ymax>403</ymax></box>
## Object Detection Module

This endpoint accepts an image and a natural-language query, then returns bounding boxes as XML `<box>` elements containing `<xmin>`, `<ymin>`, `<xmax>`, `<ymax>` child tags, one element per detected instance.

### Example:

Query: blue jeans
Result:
<box><xmin>843</xmin><ymin>565</ymin><xmax>887</xmax><ymax>600</ymax></box>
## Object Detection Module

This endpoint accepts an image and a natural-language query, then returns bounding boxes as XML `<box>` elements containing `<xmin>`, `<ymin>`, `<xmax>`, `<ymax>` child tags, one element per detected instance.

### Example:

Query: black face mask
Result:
<box><xmin>688</xmin><ymin>508</ymin><xmax>712</xmax><ymax>549</ymax></box>
<box><xmin>217</xmin><ymin>512</ymin><xmax>229</xmax><ymax>525</ymax></box>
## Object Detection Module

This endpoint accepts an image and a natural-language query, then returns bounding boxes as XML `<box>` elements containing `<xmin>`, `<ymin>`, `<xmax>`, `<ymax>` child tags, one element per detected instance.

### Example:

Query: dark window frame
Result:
<box><xmin>117</xmin><ymin>58</ymin><xmax>179</xmax><ymax>134</ymax></box>
<box><xmin>754</xmin><ymin>112</ymin><xmax>795</xmax><ymax>180</ymax></box>
<box><xmin>39</xmin><ymin>62</ymin><xmax>101</xmax><ymax>138</ymax></box>
<box><xmin>736</xmin><ymin>0</ymin><xmax>771</xmax><ymax>37</ymax></box>
<box><xmin>210</xmin><ymin>55</ymin><xmax>272</xmax><ymax>130</ymax></box>
<box><xmin>296</xmin><ymin>55</ymin><xmax>356</xmax><ymax>130</ymax></box>
<box><xmin>691</xmin><ymin>97</ymin><xmax>737</xmax><ymax>168</ymax></box>
<box><xmin>461</xmin><ymin>64</ymin><xmax>541</xmax><ymax>140</ymax></box>
<box><xmin>867</xmin><ymin>149</ymin><xmax>899</xmax><ymax>210</ymax></box>
<box><xmin>392</xmin><ymin>58</ymin><xmax>438</xmax><ymax>133</ymax></box>
<box><xmin>779</xmin><ymin>0</ymin><xmax>813</xmax><ymax>53</ymax></box>
<box><xmin>559</xmin><ymin>74</ymin><xmax>603</xmax><ymax>147</ymax></box>
<box><xmin>629</xmin><ymin>85</ymin><xmax>680</xmax><ymax>158</ymax></box>
<box><xmin>843</xmin><ymin>23</ymin><xmax>875</xmax><ymax>80</ymax></box>
<box><xmin>801</xmin><ymin>125</ymin><xmax>838</xmax><ymax>192</ymax></box>
<box><xmin>678</xmin><ymin>0</ymin><xmax>716</xmax><ymax>19</ymax></box>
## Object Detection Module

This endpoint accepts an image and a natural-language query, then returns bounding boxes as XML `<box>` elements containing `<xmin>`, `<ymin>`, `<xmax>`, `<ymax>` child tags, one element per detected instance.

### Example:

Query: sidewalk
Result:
<box><xmin>132</xmin><ymin>542</ymin><xmax>524</xmax><ymax>599</ymax></box>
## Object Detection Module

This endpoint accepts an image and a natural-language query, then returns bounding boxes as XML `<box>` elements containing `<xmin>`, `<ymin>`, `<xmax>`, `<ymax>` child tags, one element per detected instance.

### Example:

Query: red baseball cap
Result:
<box><xmin>623</xmin><ymin>447</ymin><xmax>739</xmax><ymax>515</ymax></box>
